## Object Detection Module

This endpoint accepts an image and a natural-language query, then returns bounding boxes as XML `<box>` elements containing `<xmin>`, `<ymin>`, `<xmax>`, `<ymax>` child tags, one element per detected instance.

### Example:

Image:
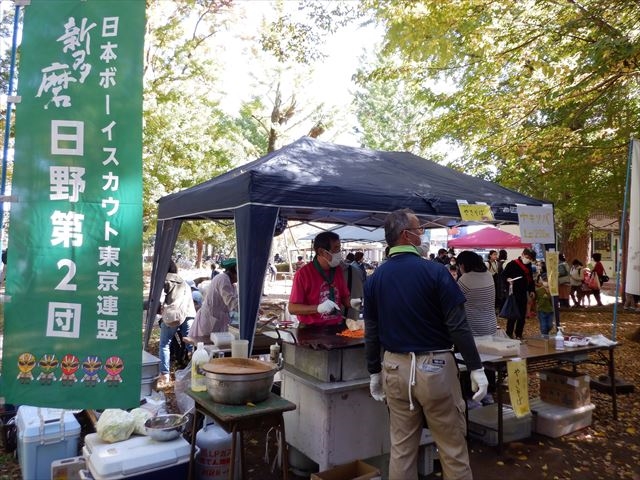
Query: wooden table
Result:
<box><xmin>186</xmin><ymin>391</ymin><xmax>297</xmax><ymax>480</ymax></box>
<box><xmin>479</xmin><ymin>342</ymin><xmax>619</xmax><ymax>451</ymax></box>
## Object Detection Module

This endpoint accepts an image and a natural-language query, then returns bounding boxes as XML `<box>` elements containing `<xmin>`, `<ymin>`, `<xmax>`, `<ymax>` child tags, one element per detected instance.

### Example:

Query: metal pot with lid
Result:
<box><xmin>201</xmin><ymin>358</ymin><xmax>277</xmax><ymax>405</ymax></box>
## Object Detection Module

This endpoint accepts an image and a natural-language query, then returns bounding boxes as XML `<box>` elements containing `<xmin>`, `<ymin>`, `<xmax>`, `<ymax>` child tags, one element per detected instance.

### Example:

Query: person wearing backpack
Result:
<box><xmin>557</xmin><ymin>253</ymin><xmax>571</xmax><ymax>307</ymax></box>
<box><xmin>157</xmin><ymin>260</ymin><xmax>196</xmax><ymax>389</ymax></box>
<box><xmin>569</xmin><ymin>259</ymin><xmax>585</xmax><ymax>307</ymax></box>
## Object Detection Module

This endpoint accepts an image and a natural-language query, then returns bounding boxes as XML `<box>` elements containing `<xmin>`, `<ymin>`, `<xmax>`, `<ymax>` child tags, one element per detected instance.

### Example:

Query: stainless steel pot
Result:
<box><xmin>144</xmin><ymin>414</ymin><xmax>188</xmax><ymax>441</ymax></box>
<box><xmin>202</xmin><ymin>358</ymin><xmax>277</xmax><ymax>405</ymax></box>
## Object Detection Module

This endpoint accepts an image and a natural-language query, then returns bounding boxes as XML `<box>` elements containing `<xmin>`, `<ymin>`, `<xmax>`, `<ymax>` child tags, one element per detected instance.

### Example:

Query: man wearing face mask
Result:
<box><xmin>364</xmin><ymin>209</ymin><xmax>486</xmax><ymax>479</ymax></box>
<box><xmin>288</xmin><ymin>231</ymin><xmax>351</xmax><ymax>326</ymax></box>
<box><xmin>502</xmin><ymin>247</ymin><xmax>537</xmax><ymax>339</ymax></box>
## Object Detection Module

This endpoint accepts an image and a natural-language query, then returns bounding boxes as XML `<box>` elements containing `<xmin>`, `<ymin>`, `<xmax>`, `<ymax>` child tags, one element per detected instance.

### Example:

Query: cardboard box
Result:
<box><xmin>310</xmin><ymin>460</ymin><xmax>382</xmax><ymax>480</ymax></box>
<box><xmin>538</xmin><ymin>369</ymin><xmax>591</xmax><ymax>408</ymax></box>
<box><xmin>524</xmin><ymin>335</ymin><xmax>553</xmax><ymax>352</ymax></box>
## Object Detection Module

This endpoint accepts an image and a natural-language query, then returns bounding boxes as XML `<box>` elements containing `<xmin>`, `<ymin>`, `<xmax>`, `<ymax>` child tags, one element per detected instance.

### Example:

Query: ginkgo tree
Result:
<box><xmin>358</xmin><ymin>0</ymin><xmax>640</xmax><ymax>261</ymax></box>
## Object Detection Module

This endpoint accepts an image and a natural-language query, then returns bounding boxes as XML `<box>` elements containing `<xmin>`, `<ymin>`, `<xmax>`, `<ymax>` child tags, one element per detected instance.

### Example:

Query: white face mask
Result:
<box><xmin>521</xmin><ymin>257</ymin><xmax>531</xmax><ymax>265</ymax></box>
<box><xmin>405</xmin><ymin>229</ymin><xmax>422</xmax><ymax>247</ymax></box>
<box><xmin>327</xmin><ymin>251</ymin><xmax>342</xmax><ymax>268</ymax></box>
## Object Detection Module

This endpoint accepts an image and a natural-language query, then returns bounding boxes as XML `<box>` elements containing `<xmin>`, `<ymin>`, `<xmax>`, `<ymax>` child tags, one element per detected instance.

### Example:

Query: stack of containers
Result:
<box><xmin>16</xmin><ymin>406</ymin><xmax>81</xmax><ymax>480</ymax></box>
<box><xmin>81</xmin><ymin>432</ymin><xmax>191</xmax><ymax>480</ymax></box>
<box><xmin>141</xmin><ymin>350</ymin><xmax>161</xmax><ymax>399</ymax></box>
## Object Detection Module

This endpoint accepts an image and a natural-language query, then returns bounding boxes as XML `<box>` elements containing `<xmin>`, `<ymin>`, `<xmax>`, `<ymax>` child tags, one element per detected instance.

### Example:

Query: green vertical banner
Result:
<box><xmin>1</xmin><ymin>0</ymin><xmax>145</xmax><ymax>409</ymax></box>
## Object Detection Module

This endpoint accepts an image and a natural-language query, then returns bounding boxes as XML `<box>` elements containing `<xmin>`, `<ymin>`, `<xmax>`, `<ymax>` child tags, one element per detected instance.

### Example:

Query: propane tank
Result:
<box><xmin>196</xmin><ymin>418</ymin><xmax>233</xmax><ymax>480</ymax></box>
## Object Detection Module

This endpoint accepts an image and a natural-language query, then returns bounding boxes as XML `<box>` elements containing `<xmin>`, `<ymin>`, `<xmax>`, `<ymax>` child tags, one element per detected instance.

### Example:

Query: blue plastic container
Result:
<box><xmin>16</xmin><ymin>406</ymin><xmax>81</xmax><ymax>480</ymax></box>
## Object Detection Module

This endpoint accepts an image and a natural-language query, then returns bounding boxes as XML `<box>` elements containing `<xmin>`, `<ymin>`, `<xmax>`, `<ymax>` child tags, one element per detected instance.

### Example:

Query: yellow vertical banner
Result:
<box><xmin>507</xmin><ymin>358</ymin><xmax>530</xmax><ymax>417</ymax></box>
<box><xmin>546</xmin><ymin>251</ymin><xmax>559</xmax><ymax>296</ymax></box>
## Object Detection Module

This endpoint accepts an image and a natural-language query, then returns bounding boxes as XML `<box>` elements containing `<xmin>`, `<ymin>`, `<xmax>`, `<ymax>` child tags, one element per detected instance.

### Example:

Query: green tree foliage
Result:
<box><xmin>360</xmin><ymin>0</ymin><xmax>640</xmax><ymax>252</ymax></box>
<box><xmin>144</xmin><ymin>0</ymin><xmax>241</xmax><ymax>255</ymax></box>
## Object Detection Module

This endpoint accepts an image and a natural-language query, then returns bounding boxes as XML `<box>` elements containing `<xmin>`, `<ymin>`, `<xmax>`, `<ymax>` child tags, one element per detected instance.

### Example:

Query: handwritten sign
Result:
<box><xmin>517</xmin><ymin>205</ymin><xmax>555</xmax><ymax>244</ymax></box>
<box><xmin>457</xmin><ymin>202</ymin><xmax>495</xmax><ymax>221</ymax></box>
<box><xmin>507</xmin><ymin>358</ymin><xmax>531</xmax><ymax>417</ymax></box>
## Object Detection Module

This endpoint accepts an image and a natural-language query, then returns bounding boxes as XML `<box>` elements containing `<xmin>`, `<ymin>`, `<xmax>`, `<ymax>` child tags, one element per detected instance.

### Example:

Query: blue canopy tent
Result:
<box><xmin>144</xmin><ymin>137</ymin><xmax>547</xmax><ymax>348</ymax></box>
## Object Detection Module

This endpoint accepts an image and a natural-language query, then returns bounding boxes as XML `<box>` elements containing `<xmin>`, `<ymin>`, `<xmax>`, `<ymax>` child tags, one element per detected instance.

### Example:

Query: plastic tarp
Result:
<box><xmin>447</xmin><ymin>227</ymin><xmax>532</xmax><ymax>249</ymax></box>
<box><xmin>144</xmin><ymin>137</ymin><xmax>547</xmax><ymax>348</ymax></box>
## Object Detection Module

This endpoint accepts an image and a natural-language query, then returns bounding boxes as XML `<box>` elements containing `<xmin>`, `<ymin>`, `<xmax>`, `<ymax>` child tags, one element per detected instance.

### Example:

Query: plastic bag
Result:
<box><xmin>96</xmin><ymin>409</ymin><xmax>135</xmax><ymax>443</ymax></box>
<box><xmin>174</xmin><ymin>365</ymin><xmax>195</xmax><ymax>414</ymax></box>
<box><xmin>499</xmin><ymin>294</ymin><xmax>521</xmax><ymax>321</ymax></box>
<box><xmin>130</xmin><ymin>408</ymin><xmax>153</xmax><ymax>435</ymax></box>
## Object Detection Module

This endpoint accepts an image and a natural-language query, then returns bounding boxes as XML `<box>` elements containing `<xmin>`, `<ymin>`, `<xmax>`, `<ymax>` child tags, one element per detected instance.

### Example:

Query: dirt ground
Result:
<box><xmin>1</xmin><ymin>306</ymin><xmax>639</xmax><ymax>479</ymax></box>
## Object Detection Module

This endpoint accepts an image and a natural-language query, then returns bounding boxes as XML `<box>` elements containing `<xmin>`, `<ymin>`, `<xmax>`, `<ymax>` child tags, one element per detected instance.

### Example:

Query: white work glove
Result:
<box><xmin>317</xmin><ymin>299</ymin><xmax>340</xmax><ymax>314</ymax></box>
<box><xmin>350</xmin><ymin>298</ymin><xmax>362</xmax><ymax>308</ymax></box>
<box><xmin>369</xmin><ymin>373</ymin><xmax>385</xmax><ymax>402</ymax></box>
<box><xmin>470</xmin><ymin>368</ymin><xmax>489</xmax><ymax>402</ymax></box>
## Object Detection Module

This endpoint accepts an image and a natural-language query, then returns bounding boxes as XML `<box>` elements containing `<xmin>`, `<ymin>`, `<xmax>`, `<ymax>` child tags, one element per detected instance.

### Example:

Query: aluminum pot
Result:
<box><xmin>202</xmin><ymin>358</ymin><xmax>276</xmax><ymax>405</ymax></box>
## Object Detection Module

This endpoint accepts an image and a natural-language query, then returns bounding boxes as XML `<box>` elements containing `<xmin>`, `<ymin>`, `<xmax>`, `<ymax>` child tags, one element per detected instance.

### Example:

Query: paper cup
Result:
<box><xmin>231</xmin><ymin>339</ymin><xmax>249</xmax><ymax>358</ymax></box>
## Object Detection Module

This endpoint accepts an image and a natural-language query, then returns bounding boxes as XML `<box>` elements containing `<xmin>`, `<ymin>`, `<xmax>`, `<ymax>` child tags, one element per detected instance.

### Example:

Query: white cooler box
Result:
<box><xmin>81</xmin><ymin>432</ymin><xmax>191</xmax><ymax>480</ymax></box>
<box><xmin>530</xmin><ymin>398</ymin><xmax>595</xmax><ymax>438</ymax></box>
<box><xmin>16</xmin><ymin>406</ymin><xmax>81</xmax><ymax>480</ymax></box>
<box><xmin>468</xmin><ymin>404</ymin><xmax>532</xmax><ymax>446</ymax></box>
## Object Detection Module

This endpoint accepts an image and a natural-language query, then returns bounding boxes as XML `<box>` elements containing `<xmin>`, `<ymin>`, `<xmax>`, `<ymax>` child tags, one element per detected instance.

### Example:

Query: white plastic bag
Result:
<box><xmin>96</xmin><ymin>409</ymin><xmax>135</xmax><ymax>443</ymax></box>
<box><xmin>174</xmin><ymin>365</ymin><xmax>195</xmax><ymax>414</ymax></box>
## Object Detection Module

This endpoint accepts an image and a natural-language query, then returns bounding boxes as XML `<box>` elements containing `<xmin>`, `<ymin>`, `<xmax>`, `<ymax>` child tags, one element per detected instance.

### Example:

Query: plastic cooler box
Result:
<box><xmin>468</xmin><ymin>404</ymin><xmax>532</xmax><ymax>446</ymax></box>
<box><xmin>530</xmin><ymin>398</ymin><xmax>595</xmax><ymax>438</ymax></box>
<box><xmin>16</xmin><ymin>406</ymin><xmax>81</xmax><ymax>480</ymax></box>
<box><xmin>81</xmin><ymin>432</ymin><xmax>191</xmax><ymax>480</ymax></box>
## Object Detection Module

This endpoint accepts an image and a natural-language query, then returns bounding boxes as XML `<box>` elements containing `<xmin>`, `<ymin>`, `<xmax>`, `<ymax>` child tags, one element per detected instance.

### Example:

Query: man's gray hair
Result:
<box><xmin>384</xmin><ymin>208</ymin><xmax>414</xmax><ymax>246</ymax></box>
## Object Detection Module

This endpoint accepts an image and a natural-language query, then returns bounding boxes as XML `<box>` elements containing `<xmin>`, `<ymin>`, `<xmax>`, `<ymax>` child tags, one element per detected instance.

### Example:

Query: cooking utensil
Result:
<box><xmin>144</xmin><ymin>413</ymin><xmax>189</xmax><ymax>441</ymax></box>
<box><xmin>202</xmin><ymin>358</ymin><xmax>277</xmax><ymax>405</ymax></box>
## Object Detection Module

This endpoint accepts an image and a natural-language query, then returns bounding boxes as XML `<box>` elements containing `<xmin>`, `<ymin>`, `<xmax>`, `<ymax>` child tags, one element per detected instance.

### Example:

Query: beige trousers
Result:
<box><xmin>383</xmin><ymin>351</ymin><xmax>472</xmax><ymax>480</ymax></box>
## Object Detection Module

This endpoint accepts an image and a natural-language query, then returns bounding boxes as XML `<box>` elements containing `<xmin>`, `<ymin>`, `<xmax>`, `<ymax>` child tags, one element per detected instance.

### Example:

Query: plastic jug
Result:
<box><xmin>191</xmin><ymin>342</ymin><xmax>209</xmax><ymax>392</ymax></box>
<box><xmin>555</xmin><ymin>328</ymin><xmax>564</xmax><ymax>350</ymax></box>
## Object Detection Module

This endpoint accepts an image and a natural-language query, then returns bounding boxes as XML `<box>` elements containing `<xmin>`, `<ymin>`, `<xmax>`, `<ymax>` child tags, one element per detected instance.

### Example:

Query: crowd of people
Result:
<box><xmin>153</xmin><ymin>217</ymin><xmax>627</xmax><ymax>479</ymax></box>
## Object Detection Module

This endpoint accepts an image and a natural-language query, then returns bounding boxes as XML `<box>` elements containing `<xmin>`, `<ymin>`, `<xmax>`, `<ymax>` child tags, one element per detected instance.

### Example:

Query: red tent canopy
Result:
<box><xmin>448</xmin><ymin>227</ymin><xmax>531</xmax><ymax>249</ymax></box>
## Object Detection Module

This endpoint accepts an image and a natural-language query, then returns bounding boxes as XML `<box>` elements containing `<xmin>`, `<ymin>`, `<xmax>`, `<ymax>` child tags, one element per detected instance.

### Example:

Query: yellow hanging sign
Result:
<box><xmin>507</xmin><ymin>358</ymin><xmax>531</xmax><ymax>417</ymax></box>
<box><xmin>457</xmin><ymin>203</ymin><xmax>495</xmax><ymax>221</ymax></box>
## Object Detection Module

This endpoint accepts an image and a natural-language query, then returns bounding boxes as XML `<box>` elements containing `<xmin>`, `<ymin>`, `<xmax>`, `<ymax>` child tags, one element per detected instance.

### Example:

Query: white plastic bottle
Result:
<box><xmin>555</xmin><ymin>328</ymin><xmax>564</xmax><ymax>350</ymax></box>
<box><xmin>191</xmin><ymin>342</ymin><xmax>209</xmax><ymax>392</ymax></box>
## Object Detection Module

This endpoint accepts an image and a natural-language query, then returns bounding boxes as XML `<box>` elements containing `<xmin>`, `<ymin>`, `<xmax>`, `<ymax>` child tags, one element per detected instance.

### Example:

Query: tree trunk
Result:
<box><xmin>195</xmin><ymin>239</ymin><xmax>204</xmax><ymax>268</ymax></box>
<box><xmin>559</xmin><ymin>220</ymin><xmax>590</xmax><ymax>265</ymax></box>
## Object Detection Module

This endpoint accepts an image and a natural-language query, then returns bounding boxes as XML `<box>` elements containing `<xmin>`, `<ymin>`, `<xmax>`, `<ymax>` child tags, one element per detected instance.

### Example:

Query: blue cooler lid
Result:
<box><xmin>16</xmin><ymin>406</ymin><xmax>80</xmax><ymax>443</ymax></box>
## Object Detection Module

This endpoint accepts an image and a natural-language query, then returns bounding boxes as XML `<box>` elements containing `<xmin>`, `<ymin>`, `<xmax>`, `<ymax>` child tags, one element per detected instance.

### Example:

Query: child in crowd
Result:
<box><xmin>535</xmin><ymin>274</ymin><xmax>554</xmax><ymax>335</ymax></box>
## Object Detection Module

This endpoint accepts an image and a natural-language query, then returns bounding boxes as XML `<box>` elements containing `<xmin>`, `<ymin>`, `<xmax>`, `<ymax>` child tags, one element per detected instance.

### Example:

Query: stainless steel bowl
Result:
<box><xmin>144</xmin><ymin>414</ymin><xmax>188</xmax><ymax>441</ymax></box>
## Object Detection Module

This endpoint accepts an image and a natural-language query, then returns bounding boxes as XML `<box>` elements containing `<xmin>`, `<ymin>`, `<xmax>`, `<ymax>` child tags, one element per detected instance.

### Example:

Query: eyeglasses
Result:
<box><xmin>404</xmin><ymin>226</ymin><xmax>424</xmax><ymax>234</ymax></box>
